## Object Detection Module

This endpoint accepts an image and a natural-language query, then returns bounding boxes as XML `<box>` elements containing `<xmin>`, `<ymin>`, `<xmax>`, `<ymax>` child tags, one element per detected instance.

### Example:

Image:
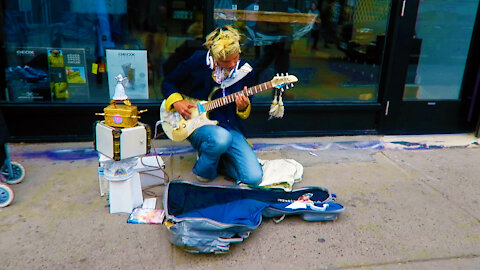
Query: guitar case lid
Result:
<box><xmin>163</xmin><ymin>180</ymin><xmax>345</xmax><ymax>254</ymax></box>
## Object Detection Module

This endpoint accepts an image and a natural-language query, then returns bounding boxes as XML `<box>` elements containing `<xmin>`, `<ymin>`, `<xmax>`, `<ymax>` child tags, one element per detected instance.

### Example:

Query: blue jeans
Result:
<box><xmin>188</xmin><ymin>125</ymin><xmax>263</xmax><ymax>186</ymax></box>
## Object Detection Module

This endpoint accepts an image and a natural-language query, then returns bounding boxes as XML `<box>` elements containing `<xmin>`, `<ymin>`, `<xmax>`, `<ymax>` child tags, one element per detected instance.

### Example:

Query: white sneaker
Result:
<box><xmin>238</xmin><ymin>183</ymin><xmax>249</xmax><ymax>188</ymax></box>
<box><xmin>196</xmin><ymin>174</ymin><xmax>211</xmax><ymax>183</ymax></box>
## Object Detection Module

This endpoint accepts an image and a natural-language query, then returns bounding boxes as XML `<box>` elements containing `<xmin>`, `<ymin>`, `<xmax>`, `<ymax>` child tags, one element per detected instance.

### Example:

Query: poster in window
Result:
<box><xmin>106</xmin><ymin>50</ymin><xmax>149</xmax><ymax>100</ymax></box>
<box><xmin>47</xmin><ymin>48</ymin><xmax>89</xmax><ymax>101</ymax></box>
<box><xmin>4</xmin><ymin>47</ymin><xmax>51</xmax><ymax>102</ymax></box>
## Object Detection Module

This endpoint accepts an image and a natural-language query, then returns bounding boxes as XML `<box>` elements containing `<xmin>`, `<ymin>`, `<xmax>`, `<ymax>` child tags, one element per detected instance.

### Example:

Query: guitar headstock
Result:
<box><xmin>270</xmin><ymin>74</ymin><xmax>298</xmax><ymax>91</ymax></box>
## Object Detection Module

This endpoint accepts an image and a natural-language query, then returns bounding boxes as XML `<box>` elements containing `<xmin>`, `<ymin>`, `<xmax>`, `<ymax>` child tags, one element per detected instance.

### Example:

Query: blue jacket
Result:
<box><xmin>162</xmin><ymin>50</ymin><xmax>255</xmax><ymax>133</ymax></box>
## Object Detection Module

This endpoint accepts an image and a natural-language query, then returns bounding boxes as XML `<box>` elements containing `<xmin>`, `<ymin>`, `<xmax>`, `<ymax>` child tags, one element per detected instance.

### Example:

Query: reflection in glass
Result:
<box><xmin>403</xmin><ymin>0</ymin><xmax>478</xmax><ymax>101</ymax></box>
<box><xmin>213</xmin><ymin>0</ymin><xmax>391</xmax><ymax>102</ymax></box>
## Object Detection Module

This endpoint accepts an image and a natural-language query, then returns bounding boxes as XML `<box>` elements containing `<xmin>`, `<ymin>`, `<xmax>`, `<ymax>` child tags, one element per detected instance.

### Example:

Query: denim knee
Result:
<box><xmin>203</xmin><ymin>129</ymin><xmax>232</xmax><ymax>156</ymax></box>
<box><xmin>241</xmin><ymin>166</ymin><xmax>263</xmax><ymax>186</ymax></box>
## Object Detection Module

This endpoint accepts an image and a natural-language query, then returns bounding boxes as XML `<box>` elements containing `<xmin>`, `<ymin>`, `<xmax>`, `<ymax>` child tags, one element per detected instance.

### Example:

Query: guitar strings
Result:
<box><xmin>205</xmin><ymin>81</ymin><xmax>273</xmax><ymax>111</ymax></box>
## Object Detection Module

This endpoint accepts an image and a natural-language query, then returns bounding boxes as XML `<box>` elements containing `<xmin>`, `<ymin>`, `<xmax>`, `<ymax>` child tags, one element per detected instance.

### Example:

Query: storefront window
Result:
<box><xmin>2</xmin><ymin>0</ymin><xmax>203</xmax><ymax>103</ymax></box>
<box><xmin>403</xmin><ymin>0</ymin><xmax>478</xmax><ymax>100</ymax></box>
<box><xmin>213</xmin><ymin>0</ymin><xmax>391</xmax><ymax>102</ymax></box>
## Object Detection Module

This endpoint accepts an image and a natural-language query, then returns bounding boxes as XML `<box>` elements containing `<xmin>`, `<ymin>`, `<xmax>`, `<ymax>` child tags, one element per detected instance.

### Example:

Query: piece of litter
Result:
<box><xmin>127</xmin><ymin>208</ymin><xmax>165</xmax><ymax>224</ymax></box>
<box><xmin>142</xmin><ymin>198</ymin><xmax>157</xmax><ymax>209</ymax></box>
<box><xmin>318</xmin><ymin>238</ymin><xmax>325</xmax><ymax>243</ymax></box>
<box><xmin>309</xmin><ymin>151</ymin><xmax>318</xmax><ymax>156</ymax></box>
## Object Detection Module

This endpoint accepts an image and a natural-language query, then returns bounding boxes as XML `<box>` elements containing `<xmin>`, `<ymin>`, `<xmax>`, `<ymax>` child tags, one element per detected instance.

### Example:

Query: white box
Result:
<box><xmin>134</xmin><ymin>155</ymin><xmax>166</xmax><ymax>188</ymax></box>
<box><xmin>95</xmin><ymin>121</ymin><xmax>151</xmax><ymax>161</ymax></box>
<box><xmin>108</xmin><ymin>172</ymin><xmax>143</xmax><ymax>214</ymax></box>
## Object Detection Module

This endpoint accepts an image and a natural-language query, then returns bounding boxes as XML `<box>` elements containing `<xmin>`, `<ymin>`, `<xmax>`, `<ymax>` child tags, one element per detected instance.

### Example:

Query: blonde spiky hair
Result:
<box><xmin>204</xmin><ymin>25</ymin><xmax>241</xmax><ymax>61</ymax></box>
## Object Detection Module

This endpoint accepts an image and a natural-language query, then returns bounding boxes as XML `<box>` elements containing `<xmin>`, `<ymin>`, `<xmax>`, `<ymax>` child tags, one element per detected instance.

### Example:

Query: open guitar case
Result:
<box><xmin>163</xmin><ymin>180</ymin><xmax>345</xmax><ymax>254</ymax></box>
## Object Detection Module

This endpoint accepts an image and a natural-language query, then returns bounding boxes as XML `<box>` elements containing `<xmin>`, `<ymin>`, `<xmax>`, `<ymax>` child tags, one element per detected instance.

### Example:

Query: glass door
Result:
<box><xmin>380</xmin><ymin>0</ymin><xmax>479</xmax><ymax>134</ymax></box>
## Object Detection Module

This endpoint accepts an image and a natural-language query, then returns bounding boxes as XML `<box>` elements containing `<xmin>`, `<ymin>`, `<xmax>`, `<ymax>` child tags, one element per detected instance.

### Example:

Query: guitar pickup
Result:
<box><xmin>174</xmin><ymin>112</ymin><xmax>182</xmax><ymax>122</ymax></box>
<box><xmin>170</xmin><ymin>113</ymin><xmax>181</xmax><ymax>129</ymax></box>
<box><xmin>197</xmin><ymin>103</ymin><xmax>205</xmax><ymax>113</ymax></box>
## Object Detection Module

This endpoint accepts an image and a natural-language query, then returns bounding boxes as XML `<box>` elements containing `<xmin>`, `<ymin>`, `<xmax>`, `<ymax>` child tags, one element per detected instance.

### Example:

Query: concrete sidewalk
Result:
<box><xmin>1</xmin><ymin>135</ymin><xmax>480</xmax><ymax>269</ymax></box>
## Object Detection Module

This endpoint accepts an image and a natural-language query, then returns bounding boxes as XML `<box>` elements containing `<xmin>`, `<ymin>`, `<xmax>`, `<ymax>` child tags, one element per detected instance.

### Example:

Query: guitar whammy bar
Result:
<box><xmin>163</xmin><ymin>181</ymin><xmax>345</xmax><ymax>254</ymax></box>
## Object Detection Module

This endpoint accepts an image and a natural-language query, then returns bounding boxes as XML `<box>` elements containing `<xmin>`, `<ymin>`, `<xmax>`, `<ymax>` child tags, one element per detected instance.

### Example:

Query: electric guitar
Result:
<box><xmin>160</xmin><ymin>74</ymin><xmax>298</xmax><ymax>142</ymax></box>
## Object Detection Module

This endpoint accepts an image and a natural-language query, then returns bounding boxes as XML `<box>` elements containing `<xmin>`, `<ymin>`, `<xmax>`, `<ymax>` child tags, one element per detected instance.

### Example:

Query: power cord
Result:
<box><xmin>139</xmin><ymin>130</ymin><xmax>172</xmax><ymax>198</ymax></box>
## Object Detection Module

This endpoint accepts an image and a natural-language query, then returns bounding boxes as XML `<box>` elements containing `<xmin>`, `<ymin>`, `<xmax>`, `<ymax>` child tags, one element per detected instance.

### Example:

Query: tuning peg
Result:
<box><xmin>285</xmin><ymin>85</ymin><xmax>289</xmax><ymax>90</ymax></box>
<box><xmin>281</xmin><ymin>73</ymin><xmax>284</xmax><ymax>76</ymax></box>
<box><xmin>286</xmin><ymin>72</ymin><xmax>289</xmax><ymax>76</ymax></box>
<box><xmin>290</xmin><ymin>83</ymin><xmax>294</xmax><ymax>87</ymax></box>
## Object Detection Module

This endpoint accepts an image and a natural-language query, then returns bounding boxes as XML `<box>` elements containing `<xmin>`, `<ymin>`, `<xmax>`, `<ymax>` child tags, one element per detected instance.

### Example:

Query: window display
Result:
<box><xmin>4</xmin><ymin>48</ymin><xmax>50</xmax><ymax>102</ymax></box>
<box><xmin>106</xmin><ymin>50</ymin><xmax>148</xmax><ymax>100</ymax></box>
<box><xmin>1</xmin><ymin>0</ymin><xmax>204</xmax><ymax>103</ymax></box>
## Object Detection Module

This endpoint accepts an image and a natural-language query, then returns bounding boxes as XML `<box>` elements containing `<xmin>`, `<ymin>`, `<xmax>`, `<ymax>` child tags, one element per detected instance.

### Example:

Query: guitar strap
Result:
<box><xmin>208</xmin><ymin>63</ymin><xmax>253</xmax><ymax>100</ymax></box>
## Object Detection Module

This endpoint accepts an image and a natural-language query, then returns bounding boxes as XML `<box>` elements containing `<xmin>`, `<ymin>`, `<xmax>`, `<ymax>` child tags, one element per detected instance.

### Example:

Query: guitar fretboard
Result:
<box><xmin>203</xmin><ymin>81</ymin><xmax>273</xmax><ymax>112</ymax></box>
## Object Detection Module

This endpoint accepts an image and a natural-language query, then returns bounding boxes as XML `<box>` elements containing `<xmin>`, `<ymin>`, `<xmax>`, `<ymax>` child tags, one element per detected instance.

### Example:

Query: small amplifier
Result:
<box><xmin>94</xmin><ymin>121</ymin><xmax>151</xmax><ymax>160</ymax></box>
<box><xmin>97</xmin><ymin>100</ymin><xmax>147</xmax><ymax>128</ymax></box>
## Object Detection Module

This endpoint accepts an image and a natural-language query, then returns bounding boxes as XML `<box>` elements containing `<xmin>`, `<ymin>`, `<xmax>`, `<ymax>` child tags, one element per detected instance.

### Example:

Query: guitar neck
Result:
<box><xmin>203</xmin><ymin>81</ymin><xmax>273</xmax><ymax>112</ymax></box>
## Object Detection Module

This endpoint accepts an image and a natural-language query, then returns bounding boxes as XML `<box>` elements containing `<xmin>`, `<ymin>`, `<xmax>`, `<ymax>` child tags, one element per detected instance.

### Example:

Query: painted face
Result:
<box><xmin>216</xmin><ymin>53</ymin><xmax>239</xmax><ymax>71</ymax></box>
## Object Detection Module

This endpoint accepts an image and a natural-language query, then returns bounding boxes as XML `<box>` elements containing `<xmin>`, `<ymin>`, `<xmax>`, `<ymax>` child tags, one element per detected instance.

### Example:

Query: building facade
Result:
<box><xmin>1</xmin><ymin>0</ymin><xmax>479</xmax><ymax>141</ymax></box>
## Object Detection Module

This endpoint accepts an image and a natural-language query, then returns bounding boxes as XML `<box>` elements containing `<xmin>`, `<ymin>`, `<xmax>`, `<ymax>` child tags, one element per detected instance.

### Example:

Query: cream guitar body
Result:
<box><xmin>160</xmin><ymin>99</ymin><xmax>217</xmax><ymax>142</ymax></box>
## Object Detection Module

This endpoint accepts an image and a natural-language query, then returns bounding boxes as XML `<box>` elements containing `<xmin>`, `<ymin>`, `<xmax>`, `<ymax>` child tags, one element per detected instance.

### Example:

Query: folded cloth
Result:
<box><xmin>258</xmin><ymin>159</ymin><xmax>303</xmax><ymax>191</ymax></box>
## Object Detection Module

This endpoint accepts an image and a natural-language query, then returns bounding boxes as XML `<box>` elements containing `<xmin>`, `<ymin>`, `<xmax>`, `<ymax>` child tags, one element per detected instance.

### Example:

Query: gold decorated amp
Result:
<box><xmin>96</xmin><ymin>99</ymin><xmax>147</xmax><ymax>128</ymax></box>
